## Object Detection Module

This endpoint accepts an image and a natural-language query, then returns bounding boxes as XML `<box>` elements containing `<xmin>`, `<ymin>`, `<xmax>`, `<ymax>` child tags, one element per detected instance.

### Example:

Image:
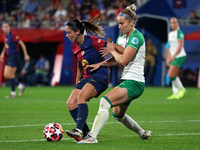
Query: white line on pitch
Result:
<box><xmin>0</xmin><ymin>120</ymin><xmax>200</xmax><ymax>129</ymax></box>
<box><xmin>1</xmin><ymin>133</ymin><xmax>200</xmax><ymax>143</ymax></box>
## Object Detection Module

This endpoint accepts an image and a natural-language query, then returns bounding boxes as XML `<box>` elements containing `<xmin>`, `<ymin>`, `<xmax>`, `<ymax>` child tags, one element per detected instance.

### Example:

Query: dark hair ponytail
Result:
<box><xmin>66</xmin><ymin>18</ymin><xmax>105</xmax><ymax>37</ymax></box>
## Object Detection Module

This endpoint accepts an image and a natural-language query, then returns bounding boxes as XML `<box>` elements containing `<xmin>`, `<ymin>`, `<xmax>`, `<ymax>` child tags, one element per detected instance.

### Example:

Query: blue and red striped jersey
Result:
<box><xmin>2</xmin><ymin>31</ymin><xmax>20</xmax><ymax>56</ymax></box>
<box><xmin>71</xmin><ymin>35</ymin><xmax>110</xmax><ymax>79</ymax></box>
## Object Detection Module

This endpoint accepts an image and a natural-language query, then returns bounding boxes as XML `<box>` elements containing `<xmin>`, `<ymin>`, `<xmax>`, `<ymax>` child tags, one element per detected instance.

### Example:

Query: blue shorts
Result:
<box><xmin>6</xmin><ymin>53</ymin><xmax>20</xmax><ymax>67</ymax></box>
<box><xmin>75</xmin><ymin>75</ymin><xmax>109</xmax><ymax>97</ymax></box>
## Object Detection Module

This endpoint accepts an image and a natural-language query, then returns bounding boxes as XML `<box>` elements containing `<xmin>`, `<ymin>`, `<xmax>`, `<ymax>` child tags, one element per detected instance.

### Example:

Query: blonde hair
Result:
<box><xmin>119</xmin><ymin>4</ymin><xmax>137</xmax><ymax>25</ymax></box>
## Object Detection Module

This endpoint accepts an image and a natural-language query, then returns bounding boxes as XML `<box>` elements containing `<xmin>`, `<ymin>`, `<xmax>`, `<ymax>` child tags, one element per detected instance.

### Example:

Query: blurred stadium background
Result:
<box><xmin>0</xmin><ymin>0</ymin><xmax>199</xmax><ymax>87</ymax></box>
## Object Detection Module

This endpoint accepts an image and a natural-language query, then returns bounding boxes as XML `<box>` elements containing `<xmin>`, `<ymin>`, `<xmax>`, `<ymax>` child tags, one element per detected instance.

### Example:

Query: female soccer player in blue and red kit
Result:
<box><xmin>0</xmin><ymin>22</ymin><xmax>30</xmax><ymax>98</ymax></box>
<box><xmin>65</xmin><ymin>19</ymin><xmax>123</xmax><ymax>141</ymax></box>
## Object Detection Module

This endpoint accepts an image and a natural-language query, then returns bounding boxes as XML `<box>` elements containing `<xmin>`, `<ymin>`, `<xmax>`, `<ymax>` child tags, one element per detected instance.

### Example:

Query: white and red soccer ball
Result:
<box><xmin>43</xmin><ymin>123</ymin><xmax>63</xmax><ymax>141</ymax></box>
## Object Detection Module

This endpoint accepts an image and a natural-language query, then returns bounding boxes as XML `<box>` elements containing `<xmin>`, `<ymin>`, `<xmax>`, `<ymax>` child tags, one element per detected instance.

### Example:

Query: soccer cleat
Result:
<box><xmin>140</xmin><ymin>130</ymin><xmax>152</xmax><ymax>140</ymax></box>
<box><xmin>178</xmin><ymin>88</ymin><xmax>186</xmax><ymax>99</ymax></box>
<box><xmin>73</xmin><ymin>131</ymin><xmax>90</xmax><ymax>142</ymax></box>
<box><xmin>65</xmin><ymin>129</ymin><xmax>82</xmax><ymax>141</ymax></box>
<box><xmin>18</xmin><ymin>85</ymin><xmax>26</xmax><ymax>97</ymax></box>
<box><xmin>77</xmin><ymin>135</ymin><xmax>98</xmax><ymax>144</ymax></box>
<box><xmin>167</xmin><ymin>94</ymin><xmax>179</xmax><ymax>100</ymax></box>
<box><xmin>5</xmin><ymin>94</ymin><xmax>16</xmax><ymax>98</ymax></box>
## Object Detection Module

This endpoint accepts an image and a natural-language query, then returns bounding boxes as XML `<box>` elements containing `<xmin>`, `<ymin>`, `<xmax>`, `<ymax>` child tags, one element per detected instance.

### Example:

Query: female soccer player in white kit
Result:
<box><xmin>166</xmin><ymin>17</ymin><xmax>186</xmax><ymax>100</ymax></box>
<box><xmin>78</xmin><ymin>4</ymin><xmax>151</xmax><ymax>144</ymax></box>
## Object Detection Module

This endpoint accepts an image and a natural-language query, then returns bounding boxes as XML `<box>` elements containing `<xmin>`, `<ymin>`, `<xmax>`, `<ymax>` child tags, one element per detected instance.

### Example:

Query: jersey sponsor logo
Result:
<box><xmin>82</xmin><ymin>59</ymin><xmax>89</xmax><ymax>68</ymax></box>
<box><xmin>132</xmin><ymin>37</ymin><xmax>139</xmax><ymax>45</ymax></box>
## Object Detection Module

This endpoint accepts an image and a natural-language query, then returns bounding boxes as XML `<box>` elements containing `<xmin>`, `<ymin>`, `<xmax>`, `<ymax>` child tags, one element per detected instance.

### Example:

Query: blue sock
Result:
<box><xmin>10</xmin><ymin>78</ymin><xmax>15</xmax><ymax>92</ymax></box>
<box><xmin>15</xmin><ymin>79</ymin><xmax>19</xmax><ymax>86</ymax></box>
<box><xmin>76</xmin><ymin>103</ymin><xmax>88</xmax><ymax>132</ymax></box>
<box><xmin>70</xmin><ymin>107</ymin><xmax>90</xmax><ymax>133</ymax></box>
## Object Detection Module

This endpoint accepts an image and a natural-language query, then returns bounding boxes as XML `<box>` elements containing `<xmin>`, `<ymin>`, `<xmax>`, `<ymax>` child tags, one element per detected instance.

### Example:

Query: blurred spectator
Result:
<box><xmin>26</xmin><ymin>54</ymin><xmax>50</xmax><ymax>86</ymax></box>
<box><xmin>0</xmin><ymin>13</ymin><xmax>6</xmax><ymax>27</ymax></box>
<box><xmin>103</xmin><ymin>0</ymin><xmax>115</xmax><ymax>10</ymax></box>
<box><xmin>18</xmin><ymin>12</ymin><xmax>30</xmax><ymax>28</ymax></box>
<box><xmin>45</xmin><ymin>3</ymin><xmax>57</xmax><ymax>19</ymax></box>
<box><xmin>106</xmin><ymin>6</ymin><xmax>115</xmax><ymax>18</ymax></box>
<box><xmin>99</xmin><ymin>13</ymin><xmax>109</xmax><ymax>26</ymax></box>
<box><xmin>24</xmin><ymin>0</ymin><xmax>39</xmax><ymax>14</ymax></box>
<box><xmin>53</xmin><ymin>4</ymin><xmax>67</xmax><ymax>21</ymax></box>
<box><xmin>115</xmin><ymin>0</ymin><xmax>125</xmax><ymax>16</ymax></box>
<box><xmin>89</xmin><ymin>2</ymin><xmax>101</xmax><ymax>19</ymax></box>
<box><xmin>39</xmin><ymin>0</ymin><xmax>52</xmax><ymax>10</ymax></box>
<box><xmin>80</xmin><ymin>0</ymin><xmax>93</xmax><ymax>20</ymax></box>
<box><xmin>35</xmin><ymin>4</ymin><xmax>45</xmax><ymax>21</ymax></box>
<box><xmin>189</xmin><ymin>10</ymin><xmax>200</xmax><ymax>25</ymax></box>
<box><xmin>108</xmin><ymin>14</ymin><xmax>118</xmax><ymax>26</ymax></box>
<box><xmin>52</xmin><ymin>0</ymin><xmax>62</xmax><ymax>7</ymax></box>
<box><xmin>144</xmin><ymin>38</ymin><xmax>157</xmax><ymax>86</ymax></box>
<box><xmin>40</xmin><ymin>12</ymin><xmax>54</xmax><ymax>28</ymax></box>
<box><xmin>179</xmin><ymin>68</ymin><xmax>199</xmax><ymax>86</ymax></box>
<box><xmin>67</xmin><ymin>2</ymin><xmax>81</xmax><ymax>20</ymax></box>
<box><xmin>9</xmin><ymin>14</ymin><xmax>18</xmax><ymax>28</ymax></box>
<box><xmin>30</xmin><ymin>13</ymin><xmax>40</xmax><ymax>28</ymax></box>
<box><xmin>19</xmin><ymin>58</ymin><xmax>36</xmax><ymax>84</ymax></box>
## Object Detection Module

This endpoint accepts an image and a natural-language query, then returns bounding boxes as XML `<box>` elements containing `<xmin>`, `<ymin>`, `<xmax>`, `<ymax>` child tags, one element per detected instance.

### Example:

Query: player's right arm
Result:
<box><xmin>101</xmin><ymin>42</ymin><xmax>124</xmax><ymax>57</ymax></box>
<box><xmin>86</xmin><ymin>57</ymin><xmax>117</xmax><ymax>72</ymax></box>
<box><xmin>0</xmin><ymin>46</ymin><xmax>6</xmax><ymax>62</ymax></box>
<box><xmin>76</xmin><ymin>61</ymin><xmax>83</xmax><ymax>84</ymax></box>
<box><xmin>166</xmin><ymin>48</ymin><xmax>171</xmax><ymax>67</ymax></box>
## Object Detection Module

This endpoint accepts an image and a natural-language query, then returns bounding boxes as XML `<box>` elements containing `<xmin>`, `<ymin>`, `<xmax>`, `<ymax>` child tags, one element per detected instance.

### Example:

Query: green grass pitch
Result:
<box><xmin>0</xmin><ymin>86</ymin><xmax>200</xmax><ymax>150</ymax></box>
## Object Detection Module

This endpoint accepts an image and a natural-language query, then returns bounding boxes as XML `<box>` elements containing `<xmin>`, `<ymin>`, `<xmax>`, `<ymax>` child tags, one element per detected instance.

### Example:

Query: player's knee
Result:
<box><xmin>67</xmin><ymin>98</ymin><xmax>77</xmax><ymax>110</ymax></box>
<box><xmin>99</xmin><ymin>97</ymin><xmax>111</xmax><ymax>111</ymax></box>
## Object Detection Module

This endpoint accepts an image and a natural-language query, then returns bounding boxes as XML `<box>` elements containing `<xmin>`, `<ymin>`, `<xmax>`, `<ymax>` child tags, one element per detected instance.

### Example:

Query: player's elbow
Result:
<box><xmin>120</xmin><ymin>60</ymin><xmax>129</xmax><ymax>66</ymax></box>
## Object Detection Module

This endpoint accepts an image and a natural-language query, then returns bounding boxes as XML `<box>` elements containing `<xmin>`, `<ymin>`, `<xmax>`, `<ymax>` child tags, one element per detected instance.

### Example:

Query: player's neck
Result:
<box><xmin>77</xmin><ymin>34</ymin><xmax>85</xmax><ymax>46</ymax></box>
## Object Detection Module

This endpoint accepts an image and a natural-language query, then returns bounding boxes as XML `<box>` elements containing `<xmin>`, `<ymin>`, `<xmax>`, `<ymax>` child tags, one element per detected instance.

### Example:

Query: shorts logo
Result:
<box><xmin>132</xmin><ymin>37</ymin><xmax>139</xmax><ymax>45</ymax></box>
<box><xmin>91</xmin><ymin>79</ymin><xmax>96</xmax><ymax>82</ymax></box>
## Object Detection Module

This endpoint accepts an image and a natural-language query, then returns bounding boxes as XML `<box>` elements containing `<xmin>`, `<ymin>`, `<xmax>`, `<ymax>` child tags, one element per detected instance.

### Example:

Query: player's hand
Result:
<box><xmin>85</xmin><ymin>63</ymin><xmax>101</xmax><ymax>72</ymax></box>
<box><xmin>24</xmin><ymin>55</ymin><xmax>30</xmax><ymax>62</ymax></box>
<box><xmin>0</xmin><ymin>55</ymin><xmax>4</xmax><ymax>62</ymax></box>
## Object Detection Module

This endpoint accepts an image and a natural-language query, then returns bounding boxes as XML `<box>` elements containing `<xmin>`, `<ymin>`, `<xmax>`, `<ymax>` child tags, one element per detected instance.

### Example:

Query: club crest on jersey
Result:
<box><xmin>81</xmin><ymin>50</ymin><xmax>85</xmax><ymax>55</ymax></box>
<box><xmin>132</xmin><ymin>37</ymin><xmax>139</xmax><ymax>45</ymax></box>
<box><xmin>98</xmin><ymin>39</ymin><xmax>101</xmax><ymax>43</ymax></box>
<box><xmin>82</xmin><ymin>59</ymin><xmax>89</xmax><ymax>67</ymax></box>
<box><xmin>5</xmin><ymin>43</ymin><xmax>9</xmax><ymax>49</ymax></box>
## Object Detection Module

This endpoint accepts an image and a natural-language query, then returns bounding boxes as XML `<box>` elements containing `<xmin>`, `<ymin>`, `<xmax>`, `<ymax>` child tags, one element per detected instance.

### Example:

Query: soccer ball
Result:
<box><xmin>43</xmin><ymin>123</ymin><xmax>64</xmax><ymax>141</ymax></box>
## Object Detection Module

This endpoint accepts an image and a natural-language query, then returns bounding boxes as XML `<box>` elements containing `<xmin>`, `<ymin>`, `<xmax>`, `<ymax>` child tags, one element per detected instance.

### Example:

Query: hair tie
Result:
<box><xmin>119</xmin><ymin>12</ymin><xmax>135</xmax><ymax>21</ymax></box>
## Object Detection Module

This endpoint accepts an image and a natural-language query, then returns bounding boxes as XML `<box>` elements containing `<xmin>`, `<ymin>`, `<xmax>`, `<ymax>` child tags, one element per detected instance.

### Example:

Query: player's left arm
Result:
<box><xmin>18</xmin><ymin>40</ymin><xmax>30</xmax><ymax>61</ymax></box>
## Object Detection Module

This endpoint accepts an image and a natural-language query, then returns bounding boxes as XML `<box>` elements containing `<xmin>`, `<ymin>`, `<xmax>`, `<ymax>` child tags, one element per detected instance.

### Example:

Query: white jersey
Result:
<box><xmin>116</xmin><ymin>29</ymin><xmax>145</xmax><ymax>82</ymax></box>
<box><xmin>168</xmin><ymin>29</ymin><xmax>186</xmax><ymax>58</ymax></box>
